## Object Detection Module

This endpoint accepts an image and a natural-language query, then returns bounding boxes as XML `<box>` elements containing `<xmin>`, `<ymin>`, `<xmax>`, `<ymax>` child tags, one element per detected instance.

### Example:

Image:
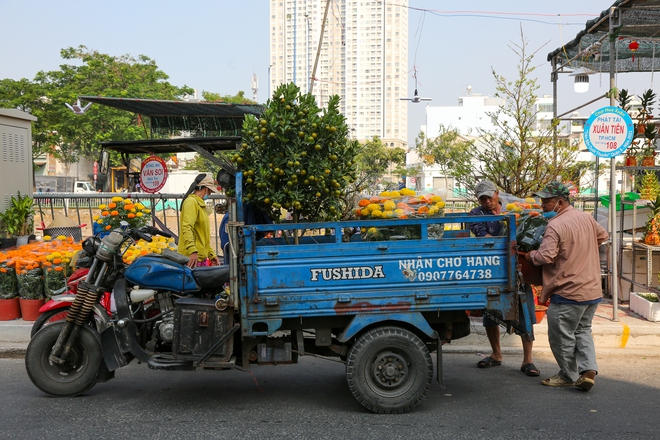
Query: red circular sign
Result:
<box><xmin>139</xmin><ymin>156</ymin><xmax>168</xmax><ymax>193</ymax></box>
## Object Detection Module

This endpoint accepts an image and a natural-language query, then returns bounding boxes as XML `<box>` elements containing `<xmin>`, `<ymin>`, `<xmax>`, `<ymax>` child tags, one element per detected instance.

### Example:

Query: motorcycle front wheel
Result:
<box><xmin>30</xmin><ymin>307</ymin><xmax>71</xmax><ymax>338</ymax></box>
<box><xmin>25</xmin><ymin>321</ymin><xmax>102</xmax><ymax>397</ymax></box>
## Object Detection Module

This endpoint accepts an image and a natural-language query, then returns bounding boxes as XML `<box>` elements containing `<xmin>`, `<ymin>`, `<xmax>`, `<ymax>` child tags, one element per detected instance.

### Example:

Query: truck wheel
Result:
<box><xmin>25</xmin><ymin>321</ymin><xmax>102</xmax><ymax>397</ymax></box>
<box><xmin>346</xmin><ymin>326</ymin><xmax>433</xmax><ymax>414</ymax></box>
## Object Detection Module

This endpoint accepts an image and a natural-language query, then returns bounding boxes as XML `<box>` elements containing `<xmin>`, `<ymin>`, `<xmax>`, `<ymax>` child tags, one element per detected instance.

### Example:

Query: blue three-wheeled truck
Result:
<box><xmin>26</xmin><ymin>171</ymin><xmax>533</xmax><ymax>414</ymax></box>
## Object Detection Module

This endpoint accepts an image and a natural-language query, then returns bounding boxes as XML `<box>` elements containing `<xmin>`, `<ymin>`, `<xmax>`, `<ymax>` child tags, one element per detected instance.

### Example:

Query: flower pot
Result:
<box><xmin>535</xmin><ymin>305</ymin><xmax>548</xmax><ymax>323</ymax></box>
<box><xmin>18</xmin><ymin>298</ymin><xmax>45</xmax><ymax>321</ymax></box>
<box><xmin>517</xmin><ymin>252</ymin><xmax>543</xmax><ymax>285</ymax></box>
<box><xmin>641</xmin><ymin>156</ymin><xmax>656</xmax><ymax>167</ymax></box>
<box><xmin>629</xmin><ymin>292</ymin><xmax>660</xmax><ymax>321</ymax></box>
<box><xmin>15</xmin><ymin>235</ymin><xmax>29</xmax><ymax>247</ymax></box>
<box><xmin>0</xmin><ymin>298</ymin><xmax>21</xmax><ymax>320</ymax></box>
<box><xmin>625</xmin><ymin>156</ymin><xmax>638</xmax><ymax>167</ymax></box>
<box><xmin>0</xmin><ymin>237</ymin><xmax>17</xmax><ymax>249</ymax></box>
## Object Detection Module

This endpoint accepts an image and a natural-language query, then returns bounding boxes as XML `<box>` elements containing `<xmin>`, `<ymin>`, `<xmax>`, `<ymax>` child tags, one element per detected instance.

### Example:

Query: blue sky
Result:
<box><xmin>1</xmin><ymin>0</ymin><xmax>644</xmax><ymax>147</ymax></box>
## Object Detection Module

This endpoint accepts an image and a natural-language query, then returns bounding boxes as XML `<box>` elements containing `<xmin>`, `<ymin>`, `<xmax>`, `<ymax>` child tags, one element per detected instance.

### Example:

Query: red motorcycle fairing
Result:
<box><xmin>38</xmin><ymin>291</ymin><xmax>113</xmax><ymax>314</ymax></box>
<box><xmin>38</xmin><ymin>294</ymin><xmax>78</xmax><ymax>313</ymax></box>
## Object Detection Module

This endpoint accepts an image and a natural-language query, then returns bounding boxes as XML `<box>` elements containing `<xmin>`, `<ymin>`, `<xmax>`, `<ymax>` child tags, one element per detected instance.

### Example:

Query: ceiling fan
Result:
<box><xmin>400</xmin><ymin>73</ymin><xmax>432</xmax><ymax>103</ymax></box>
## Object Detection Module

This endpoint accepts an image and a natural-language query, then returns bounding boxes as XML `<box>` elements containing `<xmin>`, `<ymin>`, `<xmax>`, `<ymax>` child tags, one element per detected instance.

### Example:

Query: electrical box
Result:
<box><xmin>0</xmin><ymin>109</ymin><xmax>36</xmax><ymax>212</ymax></box>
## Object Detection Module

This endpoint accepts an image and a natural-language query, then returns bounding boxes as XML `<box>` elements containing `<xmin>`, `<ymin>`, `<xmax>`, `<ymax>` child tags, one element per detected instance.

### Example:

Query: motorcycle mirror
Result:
<box><xmin>99</xmin><ymin>150</ymin><xmax>109</xmax><ymax>175</ymax></box>
<box><xmin>214</xmin><ymin>198</ymin><xmax>228</xmax><ymax>215</ymax></box>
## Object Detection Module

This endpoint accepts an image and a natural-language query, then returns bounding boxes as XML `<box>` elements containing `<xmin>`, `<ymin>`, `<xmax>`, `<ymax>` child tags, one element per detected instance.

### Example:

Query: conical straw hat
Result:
<box><xmin>47</xmin><ymin>214</ymin><xmax>79</xmax><ymax>229</ymax></box>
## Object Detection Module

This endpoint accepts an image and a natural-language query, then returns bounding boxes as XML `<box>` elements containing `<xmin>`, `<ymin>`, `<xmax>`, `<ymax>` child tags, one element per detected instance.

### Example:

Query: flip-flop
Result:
<box><xmin>542</xmin><ymin>374</ymin><xmax>575</xmax><ymax>387</ymax></box>
<box><xmin>477</xmin><ymin>356</ymin><xmax>502</xmax><ymax>368</ymax></box>
<box><xmin>520</xmin><ymin>363</ymin><xmax>540</xmax><ymax>376</ymax></box>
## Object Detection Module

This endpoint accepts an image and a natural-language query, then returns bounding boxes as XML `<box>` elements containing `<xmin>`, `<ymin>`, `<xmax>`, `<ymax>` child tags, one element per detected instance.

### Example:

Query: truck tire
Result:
<box><xmin>346</xmin><ymin>326</ymin><xmax>433</xmax><ymax>414</ymax></box>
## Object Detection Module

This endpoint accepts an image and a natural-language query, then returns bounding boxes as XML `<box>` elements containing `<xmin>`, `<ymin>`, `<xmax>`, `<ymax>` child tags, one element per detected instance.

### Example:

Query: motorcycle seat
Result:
<box><xmin>192</xmin><ymin>265</ymin><xmax>230</xmax><ymax>291</ymax></box>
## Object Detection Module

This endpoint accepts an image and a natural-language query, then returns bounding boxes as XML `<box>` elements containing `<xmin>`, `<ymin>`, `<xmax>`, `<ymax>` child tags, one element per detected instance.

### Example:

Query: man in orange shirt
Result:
<box><xmin>526</xmin><ymin>182</ymin><xmax>608</xmax><ymax>390</ymax></box>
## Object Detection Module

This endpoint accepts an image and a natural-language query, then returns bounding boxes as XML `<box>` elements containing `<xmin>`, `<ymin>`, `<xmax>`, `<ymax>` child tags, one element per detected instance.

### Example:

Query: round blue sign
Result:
<box><xmin>583</xmin><ymin>106</ymin><xmax>634</xmax><ymax>158</ymax></box>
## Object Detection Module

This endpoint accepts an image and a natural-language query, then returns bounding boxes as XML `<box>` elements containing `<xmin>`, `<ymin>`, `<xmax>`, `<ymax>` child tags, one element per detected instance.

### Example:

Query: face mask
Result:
<box><xmin>203</xmin><ymin>193</ymin><xmax>210</xmax><ymax>201</ymax></box>
<box><xmin>543</xmin><ymin>200</ymin><xmax>561</xmax><ymax>218</ymax></box>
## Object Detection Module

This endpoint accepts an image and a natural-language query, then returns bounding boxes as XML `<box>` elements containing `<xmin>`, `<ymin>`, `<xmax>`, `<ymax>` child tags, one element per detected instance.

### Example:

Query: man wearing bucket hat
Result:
<box><xmin>469</xmin><ymin>180</ymin><xmax>539</xmax><ymax>377</ymax></box>
<box><xmin>526</xmin><ymin>182</ymin><xmax>608</xmax><ymax>390</ymax></box>
<box><xmin>178</xmin><ymin>173</ymin><xmax>220</xmax><ymax>268</ymax></box>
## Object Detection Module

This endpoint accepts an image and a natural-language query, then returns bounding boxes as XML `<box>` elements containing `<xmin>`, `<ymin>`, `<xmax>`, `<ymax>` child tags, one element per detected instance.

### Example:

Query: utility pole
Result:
<box><xmin>309</xmin><ymin>0</ymin><xmax>331</xmax><ymax>94</ymax></box>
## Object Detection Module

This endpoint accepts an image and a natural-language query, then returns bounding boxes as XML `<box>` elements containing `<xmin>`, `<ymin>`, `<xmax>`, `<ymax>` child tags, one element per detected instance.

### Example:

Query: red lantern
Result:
<box><xmin>629</xmin><ymin>40</ymin><xmax>640</xmax><ymax>61</ymax></box>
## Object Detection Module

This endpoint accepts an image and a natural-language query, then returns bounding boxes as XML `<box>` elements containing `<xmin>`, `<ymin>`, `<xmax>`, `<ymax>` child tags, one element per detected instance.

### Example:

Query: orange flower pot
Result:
<box><xmin>625</xmin><ymin>156</ymin><xmax>638</xmax><ymax>167</ymax></box>
<box><xmin>535</xmin><ymin>305</ymin><xmax>548</xmax><ymax>323</ymax></box>
<box><xmin>0</xmin><ymin>298</ymin><xmax>21</xmax><ymax>321</ymax></box>
<box><xmin>641</xmin><ymin>156</ymin><xmax>656</xmax><ymax>167</ymax></box>
<box><xmin>19</xmin><ymin>298</ymin><xmax>45</xmax><ymax>321</ymax></box>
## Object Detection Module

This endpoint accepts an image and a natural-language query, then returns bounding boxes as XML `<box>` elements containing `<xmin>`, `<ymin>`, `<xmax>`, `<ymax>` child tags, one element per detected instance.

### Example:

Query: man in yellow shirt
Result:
<box><xmin>178</xmin><ymin>173</ymin><xmax>220</xmax><ymax>268</ymax></box>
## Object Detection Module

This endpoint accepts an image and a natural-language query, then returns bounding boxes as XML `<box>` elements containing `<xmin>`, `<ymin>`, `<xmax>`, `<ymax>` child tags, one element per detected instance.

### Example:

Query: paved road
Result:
<box><xmin>2</xmin><ymin>352</ymin><xmax>658</xmax><ymax>439</ymax></box>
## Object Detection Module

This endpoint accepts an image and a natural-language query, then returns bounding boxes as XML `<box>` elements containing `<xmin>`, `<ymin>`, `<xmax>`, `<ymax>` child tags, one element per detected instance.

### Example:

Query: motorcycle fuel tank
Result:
<box><xmin>124</xmin><ymin>256</ymin><xmax>199</xmax><ymax>292</ymax></box>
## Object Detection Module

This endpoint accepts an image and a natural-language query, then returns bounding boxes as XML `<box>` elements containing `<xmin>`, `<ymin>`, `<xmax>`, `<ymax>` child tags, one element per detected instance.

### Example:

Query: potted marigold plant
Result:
<box><xmin>94</xmin><ymin>196</ymin><xmax>151</xmax><ymax>234</ymax></box>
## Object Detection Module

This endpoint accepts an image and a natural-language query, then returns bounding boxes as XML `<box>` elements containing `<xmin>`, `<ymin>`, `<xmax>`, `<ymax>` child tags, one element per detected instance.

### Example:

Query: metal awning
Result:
<box><xmin>548</xmin><ymin>0</ymin><xmax>660</xmax><ymax>73</ymax></box>
<box><xmin>99</xmin><ymin>137</ymin><xmax>240</xmax><ymax>155</ymax></box>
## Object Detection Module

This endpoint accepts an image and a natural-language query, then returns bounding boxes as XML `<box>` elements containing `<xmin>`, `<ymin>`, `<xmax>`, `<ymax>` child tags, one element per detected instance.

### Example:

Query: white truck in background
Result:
<box><xmin>74</xmin><ymin>181</ymin><xmax>95</xmax><ymax>193</ymax></box>
<box><xmin>35</xmin><ymin>176</ymin><xmax>96</xmax><ymax>193</ymax></box>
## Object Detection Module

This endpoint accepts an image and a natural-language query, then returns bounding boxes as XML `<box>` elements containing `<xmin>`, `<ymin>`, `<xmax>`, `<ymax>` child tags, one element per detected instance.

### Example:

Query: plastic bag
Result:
<box><xmin>356</xmin><ymin>189</ymin><xmax>447</xmax><ymax>241</ymax></box>
<box><xmin>0</xmin><ymin>263</ymin><xmax>18</xmax><ymax>299</ymax></box>
<box><xmin>516</xmin><ymin>215</ymin><xmax>548</xmax><ymax>252</ymax></box>
<box><xmin>42</xmin><ymin>264</ymin><xmax>67</xmax><ymax>298</ymax></box>
<box><xmin>17</xmin><ymin>267</ymin><xmax>44</xmax><ymax>300</ymax></box>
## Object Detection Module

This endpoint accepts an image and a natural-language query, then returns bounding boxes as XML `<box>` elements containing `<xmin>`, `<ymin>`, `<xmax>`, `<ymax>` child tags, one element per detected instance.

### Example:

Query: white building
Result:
<box><xmin>269</xmin><ymin>0</ymin><xmax>409</xmax><ymax>170</ymax></box>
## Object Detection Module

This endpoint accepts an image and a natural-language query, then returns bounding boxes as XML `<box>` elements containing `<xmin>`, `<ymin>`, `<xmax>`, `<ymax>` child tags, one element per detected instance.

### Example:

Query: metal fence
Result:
<box><xmin>31</xmin><ymin>193</ymin><xmax>601</xmax><ymax>256</ymax></box>
<box><xmin>33</xmin><ymin>192</ymin><xmax>227</xmax><ymax>255</ymax></box>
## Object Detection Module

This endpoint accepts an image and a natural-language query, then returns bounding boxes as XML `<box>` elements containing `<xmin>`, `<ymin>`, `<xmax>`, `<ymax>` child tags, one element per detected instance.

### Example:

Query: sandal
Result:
<box><xmin>541</xmin><ymin>374</ymin><xmax>575</xmax><ymax>387</ymax></box>
<box><xmin>575</xmin><ymin>375</ymin><xmax>595</xmax><ymax>391</ymax></box>
<box><xmin>477</xmin><ymin>356</ymin><xmax>502</xmax><ymax>368</ymax></box>
<box><xmin>520</xmin><ymin>363</ymin><xmax>540</xmax><ymax>377</ymax></box>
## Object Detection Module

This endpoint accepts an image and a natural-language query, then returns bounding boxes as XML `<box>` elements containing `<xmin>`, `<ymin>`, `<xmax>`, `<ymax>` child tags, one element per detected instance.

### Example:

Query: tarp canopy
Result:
<box><xmin>547</xmin><ymin>0</ymin><xmax>660</xmax><ymax>73</ymax></box>
<box><xmin>80</xmin><ymin>96</ymin><xmax>263</xmax><ymax>137</ymax></box>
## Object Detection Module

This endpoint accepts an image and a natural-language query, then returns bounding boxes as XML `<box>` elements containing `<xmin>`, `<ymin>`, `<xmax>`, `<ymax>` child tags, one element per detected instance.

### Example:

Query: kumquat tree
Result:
<box><xmin>232</xmin><ymin>82</ymin><xmax>357</xmax><ymax>242</ymax></box>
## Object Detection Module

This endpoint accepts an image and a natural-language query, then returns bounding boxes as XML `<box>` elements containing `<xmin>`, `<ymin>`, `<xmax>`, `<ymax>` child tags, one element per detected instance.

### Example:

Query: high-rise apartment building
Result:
<box><xmin>269</xmin><ymin>0</ymin><xmax>408</xmax><ymax>154</ymax></box>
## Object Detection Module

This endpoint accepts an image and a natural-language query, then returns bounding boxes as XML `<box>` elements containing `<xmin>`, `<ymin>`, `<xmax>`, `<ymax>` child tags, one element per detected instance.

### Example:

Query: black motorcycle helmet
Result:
<box><xmin>216</xmin><ymin>169</ymin><xmax>235</xmax><ymax>190</ymax></box>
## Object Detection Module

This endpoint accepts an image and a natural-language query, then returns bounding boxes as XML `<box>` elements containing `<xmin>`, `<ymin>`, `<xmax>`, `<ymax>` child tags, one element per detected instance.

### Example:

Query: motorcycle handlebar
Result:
<box><xmin>130</xmin><ymin>226</ymin><xmax>173</xmax><ymax>242</ymax></box>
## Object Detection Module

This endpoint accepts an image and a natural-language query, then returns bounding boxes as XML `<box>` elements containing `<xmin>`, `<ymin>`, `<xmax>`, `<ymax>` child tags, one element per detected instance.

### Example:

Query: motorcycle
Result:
<box><xmin>25</xmin><ymin>222</ymin><xmax>233</xmax><ymax>397</ymax></box>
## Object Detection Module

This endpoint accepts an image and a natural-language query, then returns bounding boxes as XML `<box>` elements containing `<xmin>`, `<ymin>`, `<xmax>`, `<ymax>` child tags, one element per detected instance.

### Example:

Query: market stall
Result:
<box><xmin>548</xmin><ymin>0</ymin><xmax>660</xmax><ymax>319</ymax></box>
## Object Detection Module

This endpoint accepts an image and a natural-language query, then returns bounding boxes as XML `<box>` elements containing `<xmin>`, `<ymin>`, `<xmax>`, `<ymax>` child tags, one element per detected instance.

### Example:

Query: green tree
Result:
<box><xmin>233</xmin><ymin>82</ymin><xmax>357</xmax><ymax>233</ymax></box>
<box><xmin>202</xmin><ymin>90</ymin><xmax>257</xmax><ymax>104</ymax></box>
<box><xmin>415</xmin><ymin>126</ymin><xmax>473</xmax><ymax>192</ymax></box>
<box><xmin>0</xmin><ymin>46</ymin><xmax>194</xmax><ymax>167</ymax></box>
<box><xmin>432</xmin><ymin>29</ymin><xmax>579</xmax><ymax>199</ymax></box>
<box><xmin>339</xmin><ymin>136</ymin><xmax>406</xmax><ymax>218</ymax></box>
